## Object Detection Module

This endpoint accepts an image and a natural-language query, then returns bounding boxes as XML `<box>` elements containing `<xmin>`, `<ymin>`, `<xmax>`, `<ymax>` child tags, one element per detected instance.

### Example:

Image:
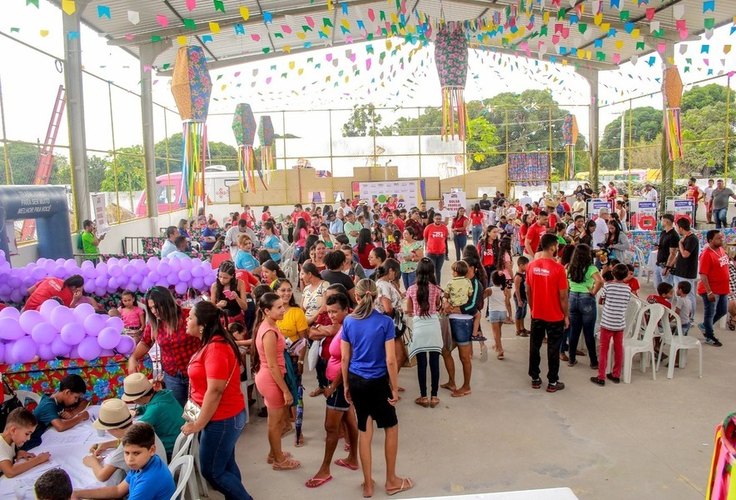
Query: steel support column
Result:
<box><xmin>577</xmin><ymin>68</ymin><xmax>600</xmax><ymax>190</ymax></box>
<box><xmin>61</xmin><ymin>1</ymin><xmax>90</xmax><ymax>230</ymax></box>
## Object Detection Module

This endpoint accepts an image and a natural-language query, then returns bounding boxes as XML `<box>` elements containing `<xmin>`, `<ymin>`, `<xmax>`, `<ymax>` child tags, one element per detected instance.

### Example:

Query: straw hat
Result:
<box><xmin>93</xmin><ymin>398</ymin><xmax>134</xmax><ymax>430</ymax></box>
<box><xmin>121</xmin><ymin>373</ymin><xmax>153</xmax><ymax>403</ymax></box>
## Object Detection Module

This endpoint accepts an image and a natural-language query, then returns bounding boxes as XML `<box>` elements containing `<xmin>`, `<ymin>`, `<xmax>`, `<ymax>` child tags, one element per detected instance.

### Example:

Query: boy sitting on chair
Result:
<box><xmin>0</xmin><ymin>408</ymin><xmax>51</xmax><ymax>477</ymax></box>
<box><xmin>24</xmin><ymin>374</ymin><xmax>89</xmax><ymax>450</ymax></box>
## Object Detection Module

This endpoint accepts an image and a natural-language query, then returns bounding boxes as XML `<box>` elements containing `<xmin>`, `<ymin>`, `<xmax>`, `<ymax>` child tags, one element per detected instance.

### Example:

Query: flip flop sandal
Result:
<box><xmin>305</xmin><ymin>475</ymin><xmax>332</xmax><ymax>488</ymax></box>
<box><xmin>267</xmin><ymin>451</ymin><xmax>292</xmax><ymax>464</ymax></box>
<box><xmin>429</xmin><ymin>397</ymin><xmax>440</xmax><ymax>408</ymax></box>
<box><xmin>335</xmin><ymin>458</ymin><xmax>360</xmax><ymax>470</ymax></box>
<box><xmin>728</xmin><ymin>316</ymin><xmax>736</xmax><ymax>331</ymax></box>
<box><xmin>272</xmin><ymin>457</ymin><xmax>301</xmax><ymax>471</ymax></box>
<box><xmin>386</xmin><ymin>478</ymin><xmax>415</xmax><ymax>496</ymax></box>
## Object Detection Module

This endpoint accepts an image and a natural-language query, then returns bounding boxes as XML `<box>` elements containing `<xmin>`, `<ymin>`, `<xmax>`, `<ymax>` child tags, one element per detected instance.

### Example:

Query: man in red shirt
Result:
<box><xmin>698</xmin><ymin>229</ymin><xmax>729</xmax><ymax>346</ymax></box>
<box><xmin>291</xmin><ymin>204</ymin><xmax>311</xmax><ymax>225</ymax></box>
<box><xmin>22</xmin><ymin>275</ymin><xmax>85</xmax><ymax>312</ymax></box>
<box><xmin>685</xmin><ymin>177</ymin><xmax>703</xmax><ymax>228</ymax></box>
<box><xmin>526</xmin><ymin>234</ymin><xmax>569</xmax><ymax>392</ymax></box>
<box><xmin>524</xmin><ymin>211</ymin><xmax>549</xmax><ymax>258</ymax></box>
<box><xmin>423</xmin><ymin>212</ymin><xmax>449</xmax><ymax>283</ymax></box>
<box><xmin>389</xmin><ymin>211</ymin><xmax>405</xmax><ymax>232</ymax></box>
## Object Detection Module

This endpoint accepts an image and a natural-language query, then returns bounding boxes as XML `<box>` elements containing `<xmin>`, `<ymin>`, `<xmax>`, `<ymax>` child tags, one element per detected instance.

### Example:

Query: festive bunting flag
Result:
<box><xmin>97</xmin><ymin>5</ymin><xmax>111</xmax><ymax>19</ymax></box>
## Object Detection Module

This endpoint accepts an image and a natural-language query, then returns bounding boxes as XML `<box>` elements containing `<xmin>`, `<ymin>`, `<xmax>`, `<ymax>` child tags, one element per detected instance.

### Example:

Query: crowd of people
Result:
<box><xmin>3</xmin><ymin>183</ymin><xmax>734</xmax><ymax>499</ymax></box>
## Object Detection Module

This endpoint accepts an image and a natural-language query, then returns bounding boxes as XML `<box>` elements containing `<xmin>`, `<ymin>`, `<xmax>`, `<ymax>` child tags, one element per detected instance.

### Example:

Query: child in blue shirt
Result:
<box><xmin>24</xmin><ymin>374</ymin><xmax>89</xmax><ymax>450</ymax></box>
<box><xmin>74</xmin><ymin>422</ymin><xmax>175</xmax><ymax>500</ymax></box>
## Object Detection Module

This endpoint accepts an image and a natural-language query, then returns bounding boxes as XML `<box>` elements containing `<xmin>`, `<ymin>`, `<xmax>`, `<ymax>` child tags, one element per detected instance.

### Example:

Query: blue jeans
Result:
<box><xmin>163</xmin><ymin>372</ymin><xmax>189</xmax><ymax>408</ymax></box>
<box><xmin>714</xmin><ymin>207</ymin><xmax>728</xmax><ymax>229</ymax></box>
<box><xmin>471</xmin><ymin>225</ymin><xmax>483</xmax><ymax>247</ymax></box>
<box><xmin>402</xmin><ymin>271</ymin><xmax>416</xmax><ymax>290</ymax></box>
<box><xmin>672</xmin><ymin>275</ymin><xmax>696</xmax><ymax>322</ymax></box>
<box><xmin>653</xmin><ymin>265</ymin><xmax>674</xmax><ymax>289</ymax></box>
<box><xmin>427</xmin><ymin>253</ymin><xmax>444</xmax><ymax>284</ymax></box>
<box><xmin>453</xmin><ymin>234</ymin><xmax>467</xmax><ymax>262</ymax></box>
<box><xmin>700</xmin><ymin>293</ymin><xmax>728</xmax><ymax>339</ymax></box>
<box><xmin>199</xmin><ymin>410</ymin><xmax>252</xmax><ymax>500</ymax></box>
<box><xmin>568</xmin><ymin>292</ymin><xmax>598</xmax><ymax>366</ymax></box>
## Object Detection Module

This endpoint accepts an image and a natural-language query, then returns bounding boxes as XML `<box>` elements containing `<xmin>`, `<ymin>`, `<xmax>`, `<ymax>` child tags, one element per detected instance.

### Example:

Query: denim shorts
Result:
<box><xmin>449</xmin><ymin>316</ymin><xmax>474</xmax><ymax>346</ymax></box>
<box><xmin>325</xmin><ymin>382</ymin><xmax>350</xmax><ymax>412</ymax></box>
<box><xmin>514</xmin><ymin>299</ymin><xmax>528</xmax><ymax>320</ymax></box>
<box><xmin>488</xmin><ymin>310</ymin><xmax>507</xmax><ymax>323</ymax></box>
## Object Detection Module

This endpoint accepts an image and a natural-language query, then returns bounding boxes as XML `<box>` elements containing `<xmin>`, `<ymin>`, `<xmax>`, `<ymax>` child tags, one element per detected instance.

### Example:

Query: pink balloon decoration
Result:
<box><xmin>51</xmin><ymin>336</ymin><xmax>72</xmax><ymax>357</ymax></box>
<box><xmin>83</xmin><ymin>314</ymin><xmax>108</xmax><ymax>337</ymax></box>
<box><xmin>60</xmin><ymin>323</ymin><xmax>85</xmax><ymax>345</ymax></box>
<box><xmin>97</xmin><ymin>327</ymin><xmax>121</xmax><ymax>349</ymax></box>
<box><xmin>31</xmin><ymin>322</ymin><xmax>57</xmax><ymax>345</ymax></box>
<box><xmin>78</xmin><ymin>336</ymin><xmax>101</xmax><ymax>361</ymax></box>
<box><xmin>74</xmin><ymin>303</ymin><xmax>95</xmax><ymax>321</ymax></box>
<box><xmin>11</xmin><ymin>336</ymin><xmax>37</xmax><ymax>363</ymax></box>
<box><xmin>115</xmin><ymin>335</ymin><xmax>135</xmax><ymax>355</ymax></box>
<box><xmin>19</xmin><ymin>310</ymin><xmax>43</xmax><ymax>335</ymax></box>
<box><xmin>0</xmin><ymin>317</ymin><xmax>24</xmax><ymax>341</ymax></box>
<box><xmin>50</xmin><ymin>306</ymin><xmax>75</xmax><ymax>331</ymax></box>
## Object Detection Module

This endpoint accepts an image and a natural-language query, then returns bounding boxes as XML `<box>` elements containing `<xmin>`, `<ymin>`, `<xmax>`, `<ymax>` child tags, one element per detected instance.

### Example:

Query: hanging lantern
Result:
<box><xmin>663</xmin><ymin>66</ymin><xmax>684</xmax><ymax>161</ymax></box>
<box><xmin>562</xmin><ymin>114</ymin><xmax>579</xmax><ymax>180</ymax></box>
<box><xmin>434</xmin><ymin>23</ymin><xmax>468</xmax><ymax>141</ymax></box>
<box><xmin>258</xmin><ymin>116</ymin><xmax>275</xmax><ymax>189</ymax></box>
<box><xmin>232</xmin><ymin>103</ymin><xmax>257</xmax><ymax>193</ymax></box>
<box><xmin>171</xmin><ymin>46</ymin><xmax>212</xmax><ymax>214</ymax></box>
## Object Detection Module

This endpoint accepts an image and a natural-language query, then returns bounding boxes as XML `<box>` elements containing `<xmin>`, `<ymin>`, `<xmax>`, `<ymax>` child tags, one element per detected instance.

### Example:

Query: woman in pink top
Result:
<box><xmin>405</xmin><ymin>258</ymin><xmax>444</xmax><ymax>408</ymax></box>
<box><xmin>254</xmin><ymin>292</ymin><xmax>301</xmax><ymax>471</ymax></box>
<box><xmin>305</xmin><ymin>292</ymin><xmax>359</xmax><ymax>488</ymax></box>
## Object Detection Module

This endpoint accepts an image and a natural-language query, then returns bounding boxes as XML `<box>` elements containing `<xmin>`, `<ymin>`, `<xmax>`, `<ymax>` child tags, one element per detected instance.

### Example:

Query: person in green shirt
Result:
<box><xmin>80</xmin><ymin>219</ymin><xmax>105</xmax><ymax>262</ymax></box>
<box><xmin>344</xmin><ymin>211</ymin><xmax>363</xmax><ymax>246</ymax></box>
<box><xmin>565</xmin><ymin>244</ymin><xmax>604</xmax><ymax>368</ymax></box>
<box><xmin>121</xmin><ymin>373</ymin><xmax>184</xmax><ymax>460</ymax></box>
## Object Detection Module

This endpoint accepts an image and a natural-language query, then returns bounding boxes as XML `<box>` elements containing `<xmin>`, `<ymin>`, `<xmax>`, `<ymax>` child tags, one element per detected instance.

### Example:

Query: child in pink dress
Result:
<box><xmin>117</xmin><ymin>290</ymin><xmax>144</xmax><ymax>342</ymax></box>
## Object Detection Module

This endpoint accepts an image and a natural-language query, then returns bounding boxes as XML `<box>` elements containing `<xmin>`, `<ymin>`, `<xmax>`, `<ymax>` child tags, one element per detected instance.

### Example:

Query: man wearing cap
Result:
<box><xmin>121</xmin><ymin>373</ymin><xmax>184</xmax><ymax>460</ymax></box>
<box><xmin>82</xmin><ymin>399</ymin><xmax>167</xmax><ymax>485</ymax></box>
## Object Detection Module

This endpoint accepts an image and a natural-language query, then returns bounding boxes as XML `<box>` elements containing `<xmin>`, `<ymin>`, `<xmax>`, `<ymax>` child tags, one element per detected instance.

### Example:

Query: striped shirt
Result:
<box><xmin>600</xmin><ymin>282</ymin><xmax>631</xmax><ymax>331</ymax></box>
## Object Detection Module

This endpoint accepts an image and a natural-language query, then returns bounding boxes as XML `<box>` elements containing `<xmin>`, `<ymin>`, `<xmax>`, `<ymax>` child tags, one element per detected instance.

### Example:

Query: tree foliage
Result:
<box><xmin>600</xmin><ymin>106</ymin><xmax>663</xmax><ymax>170</ymax></box>
<box><xmin>101</xmin><ymin>145</ymin><xmax>146</xmax><ymax>192</ymax></box>
<box><xmin>467</xmin><ymin>117</ymin><xmax>500</xmax><ymax>171</ymax></box>
<box><xmin>341</xmin><ymin>104</ymin><xmax>392</xmax><ymax>137</ymax></box>
<box><xmin>153</xmin><ymin>133</ymin><xmax>238</xmax><ymax>176</ymax></box>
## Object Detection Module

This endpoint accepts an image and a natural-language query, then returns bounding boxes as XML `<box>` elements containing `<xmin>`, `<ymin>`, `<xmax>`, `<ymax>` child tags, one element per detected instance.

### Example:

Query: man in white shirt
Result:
<box><xmin>225</xmin><ymin>219</ymin><xmax>257</xmax><ymax>259</ymax></box>
<box><xmin>592</xmin><ymin>207</ymin><xmax>610</xmax><ymax>248</ymax></box>
<box><xmin>519</xmin><ymin>191</ymin><xmax>533</xmax><ymax>208</ymax></box>
<box><xmin>642</xmin><ymin>183</ymin><xmax>659</xmax><ymax>204</ymax></box>
<box><xmin>704</xmin><ymin>178</ymin><xmax>715</xmax><ymax>224</ymax></box>
<box><xmin>160</xmin><ymin>226</ymin><xmax>179</xmax><ymax>258</ymax></box>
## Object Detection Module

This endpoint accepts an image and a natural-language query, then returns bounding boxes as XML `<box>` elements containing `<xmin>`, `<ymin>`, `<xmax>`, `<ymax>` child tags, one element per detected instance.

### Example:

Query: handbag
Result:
<box><xmin>182</xmin><ymin>353</ymin><xmax>239</xmax><ymax>423</ymax></box>
<box><xmin>307</xmin><ymin>339</ymin><xmax>321</xmax><ymax>372</ymax></box>
<box><xmin>0</xmin><ymin>377</ymin><xmax>23</xmax><ymax>431</ymax></box>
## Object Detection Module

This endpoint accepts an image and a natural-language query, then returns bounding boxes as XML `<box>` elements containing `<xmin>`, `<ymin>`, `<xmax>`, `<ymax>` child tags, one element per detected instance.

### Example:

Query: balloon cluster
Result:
<box><xmin>0</xmin><ymin>300</ymin><xmax>136</xmax><ymax>365</ymax></box>
<box><xmin>0</xmin><ymin>251</ymin><xmax>217</xmax><ymax>303</ymax></box>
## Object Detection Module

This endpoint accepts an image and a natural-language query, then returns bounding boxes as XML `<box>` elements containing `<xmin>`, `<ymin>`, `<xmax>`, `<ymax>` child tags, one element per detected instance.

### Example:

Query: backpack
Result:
<box><xmin>77</xmin><ymin>232</ymin><xmax>85</xmax><ymax>251</ymax></box>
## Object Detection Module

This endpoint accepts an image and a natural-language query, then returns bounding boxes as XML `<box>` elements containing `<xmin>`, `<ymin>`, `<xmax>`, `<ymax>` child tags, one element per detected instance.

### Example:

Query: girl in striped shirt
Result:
<box><xmin>591</xmin><ymin>263</ymin><xmax>631</xmax><ymax>386</ymax></box>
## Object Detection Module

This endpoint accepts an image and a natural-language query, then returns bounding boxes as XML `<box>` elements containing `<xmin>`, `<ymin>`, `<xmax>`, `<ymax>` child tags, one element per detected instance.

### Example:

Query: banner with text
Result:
<box><xmin>352</xmin><ymin>180</ymin><xmax>425</xmax><ymax>210</ymax></box>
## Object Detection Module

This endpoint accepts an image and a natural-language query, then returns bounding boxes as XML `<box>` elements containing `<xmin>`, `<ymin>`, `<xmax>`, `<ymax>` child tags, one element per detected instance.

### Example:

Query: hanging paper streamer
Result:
<box><xmin>232</xmin><ymin>103</ymin><xmax>257</xmax><ymax>193</ymax></box>
<box><xmin>562</xmin><ymin>114</ymin><xmax>579</xmax><ymax>180</ymax></box>
<box><xmin>663</xmin><ymin>66</ymin><xmax>684</xmax><ymax>161</ymax></box>
<box><xmin>434</xmin><ymin>23</ymin><xmax>468</xmax><ymax>141</ymax></box>
<box><xmin>171</xmin><ymin>46</ymin><xmax>212</xmax><ymax>214</ymax></box>
<box><xmin>258</xmin><ymin>116</ymin><xmax>275</xmax><ymax>189</ymax></box>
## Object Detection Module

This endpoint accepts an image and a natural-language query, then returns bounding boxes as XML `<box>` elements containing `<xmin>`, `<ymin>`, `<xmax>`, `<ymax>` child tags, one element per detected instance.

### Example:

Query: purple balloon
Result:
<box><xmin>97</xmin><ymin>262</ymin><xmax>108</xmax><ymax>275</ymax></box>
<box><xmin>100</xmin><ymin>349</ymin><xmax>115</xmax><ymax>357</ymax></box>
<box><xmin>78</xmin><ymin>336</ymin><xmax>101</xmax><ymax>361</ymax></box>
<box><xmin>115</xmin><ymin>335</ymin><xmax>135</xmax><ymax>355</ymax></box>
<box><xmin>0</xmin><ymin>342</ymin><xmax>5</xmax><ymax>364</ymax></box>
<box><xmin>19</xmin><ymin>310</ymin><xmax>44</xmax><ymax>335</ymax></box>
<box><xmin>74</xmin><ymin>303</ymin><xmax>95</xmax><ymax>321</ymax></box>
<box><xmin>0</xmin><ymin>307</ymin><xmax>20</xmax><ymax>320</ymax></box>
<box><xmin>9</xmin><ymin>290</ymin><xmax>24</xmax><ymax>304</ymax></box>
<box><xmin>191</xmin><ymin>265</ymin><xmax>204</xmax><ymax>277</ymax></box>
<box><xmin>191</xmin><ymin>277</ymin><xmax>205</xmax><ymax>290</ymax></box>
<box><xmin>203</xmin><ymin>273</ymin><xmax>216</xmax><ymax>287</ymax></box>
<box><xmin>50</xmin><ymin>306</ymin><xmax>75</xmax><ymax>331</ymax></box>
<box><xmin>51</xmin><ymin>336</ymin><xmax>72</xmax><ymax>357</ymax></box>
<box><xmin>0</xmin><ymin>318</ymin><xmax>24</xmax><ymax>341</ymax></box>
<box><xmin>69</xmin><ymin>346</ymin><xmax>80</xmax><ymax>359</ymax></box>
<box><xmin>106</xmin><ymin>316</ymin><xmax>124</xmax><ymax>332</ymax></box>
<box><xmin>38</xmin><ymin>342</ymin><xmax>56</xmax><ymax>361</ymax></box>
<box><xmin>95</xmin><ymin>276</ymin><xmax>107</xmax><ymax>288</ymax></box>
<box><xmin>83</xmin><ymin>281</ymin><xmax>96</xmax><ymax>294</ymax></box>
<box><xmin>83</xmin><ymin>314</ymin><xmax>108</xmax><ymax>337</ymax></box>
<box><xmin>109</xmin><ymin>266</ymin><xmax>122</xmax><ymax>277</ymax></box>
<box><xmin>60</xmin><ymin>323</ymin><xmax>85</xmax><ymax>345</ymax></box>
<box><xmin>40</xmin><ymin>299</ymin><xmax>61</xmax><ymax>320</ymax></box>
<box><xmin>178</xmin><ymin>269</ymin><xmax>191</xmax><ymax>282</ymax></box>
<box><xmin>148</xmin><ymin>272</ymin><xmax>160</xmax><ymax>282</ymax></box>
<box><xmin>31</xmin><ymin>267</ymin><xmax>47</xmax><ymax>281</ymax></box>
<box><xmin>31</xmin><ymin>322</ymin><xmax>57</xmax><ymax>345</ymax></box>
<box><xmin>11</xmin><ymin>336</ymin><xmax>37</xmax><ymax>363</ymax></box>
<box><xmin>158</xmin><ymin>262</ymin><xmax>171</xmax><ymax>275</ymax></box>
<box><xmin>124</xmin><ymin>265</ymin><xmax>137</xmax><ymax>277</ymax></box>
<box><xmin>174</xmin><ymin>282</ymin><xmax>188</xmax><ymax>295</ymax></box>
<box><xmin>95</xmin><ymin>288</ymin><xmax>107</xmax><ymax>297</ymax></box>
<box><xmin>81</xmin><ymin>260</ymin><xmax>95</xmax><ymax>270</ymax></box>
<box><xmin>97</xmin><ymin>327</ymin><xmax>121</xmax><ymax>349</ymax></box>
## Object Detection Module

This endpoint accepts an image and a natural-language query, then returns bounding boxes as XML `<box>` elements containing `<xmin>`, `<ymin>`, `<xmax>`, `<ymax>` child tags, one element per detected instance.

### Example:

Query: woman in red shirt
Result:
<box><xmin>261</xmin><ymin>205</ymin><xmax>272</xmax><ymax>222</ymax></box>
<box><xmin>469</xmin><ymin>203</ymin><xmax>485</xmax><ymax>247</ymax></box>
<box><xmin>181</xmin><ymin>301</ymin><xmax>251</xmax><ymax>498</ymax></box>
<box><xmin>22</xmin><ymin>275</ymin><xmax>84</xmax><ymax>311</ymax></box>
<box><xmin>354</xmin><ymin>228</ymin><xmax>376</xmax><ymax>278</ymax></box>
<box><xmin>451</xmin><ymin>207</ymin><xmax>470</xmax><ymax>262</ymax></box>
<box><xmin>480</xmin><ymin>225</ymin><xmax>500</xmax><ymax>283</ymax></box>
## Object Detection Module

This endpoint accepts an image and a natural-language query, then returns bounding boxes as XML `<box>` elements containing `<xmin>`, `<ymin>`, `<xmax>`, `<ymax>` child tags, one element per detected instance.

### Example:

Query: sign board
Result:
<box><xmin>587</xmin><ymin>198</ymin><xmax>610</xmax><ymax>219</ymax></box>
<box><xmin>442</xmin><ymin>191</ymin><xmax>467</xmax><ymax>214</ymax></box>
<box><xmin>352</xmin><ymin>180</ymin><xmax>425</xmax><ymax>210</ymax></box>
<box><xmin>667</xmin><ymin>198</ymin><xmax>694</xmax><ymax>226</ymax></box>
<box><xmin>91</xmin><ymin>193</ymin><xmax>110</xmax><ymax>234</ymax></box>
<box><xmin>633</xmin><ymin>201</ymin><xmax>658</xmax><ymax>230</ymax></box>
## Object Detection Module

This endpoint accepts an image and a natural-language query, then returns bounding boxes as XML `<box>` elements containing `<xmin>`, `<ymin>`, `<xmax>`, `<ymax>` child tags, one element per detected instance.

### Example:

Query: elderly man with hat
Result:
<box><xmin>82</xmin><ymin>399</ymin><xmax>168</xmax><ymax>484</ymax></box>
<box><xmin>121</xmin><ymin>373</ymin><xmax>184</xmax><ymax>460</ymax></box>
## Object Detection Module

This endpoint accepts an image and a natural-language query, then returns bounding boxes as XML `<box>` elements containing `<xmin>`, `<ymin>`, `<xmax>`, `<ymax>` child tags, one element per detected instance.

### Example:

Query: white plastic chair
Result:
<box><xmin>15</xmin><ymin>390</ymin><xmax>41</xmax><ymax>406</ymax></box>
<box><xmin>623</xmin><ymin>303</ymin><xmax>664</xmax><ymax>383</ymax></box>
<box><xmin>168</xmin><ymin>455</ymin><xmax>196</xmax><ymax>500</ymax></box>
<box><xmin>624</xmin><ymin>295</ymin><xmax>643</xmax><ymax>339</ymax></box>
<box><xmin>191</xmin><ymin>433</ymin><xmax>209</xmax><ymax>497</ymax></box>
<box><xmin>657</xmin><ymin>307</ymin><xmax>703</xmax><ymax>380</ymax></box>
<box><xmin>171</xmin><ymin>432</ymin><xmax>194</xmax><ymax>462</ymax></box>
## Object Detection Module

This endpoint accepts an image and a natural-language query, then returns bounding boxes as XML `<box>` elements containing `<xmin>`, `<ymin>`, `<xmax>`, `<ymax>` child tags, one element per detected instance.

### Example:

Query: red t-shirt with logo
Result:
<box><xmin>23</xmin><ymin>278</ymin><xmax>73</xmax><ymax>311</ymax></box>
<box><xmin>482</xmin><ymin>239</ymin><xmax>495</xmax><ymax>267</ymax></box>
<box><xmin>525</xmin><ymin>223</ymin><xmax>546</xmax><ymax>254</ymax></box>
<box><xmin>697</xmin><ymin>246</ymin><xmax>730</xmax><ymax>295</ymax></box>
<box><xmin>470</xmin><ymin>212</ymin><xmax>484</xmax><ymax>226</ymax></box>
<box><xmin>423</xmin><ymin>223</ymin><xmax>449</xmax><ymax>255</ymax></box>
<box><xmin>526</xmin><ymin>257</ymin><xmax>568</xmax><ymax>322</ymax></box>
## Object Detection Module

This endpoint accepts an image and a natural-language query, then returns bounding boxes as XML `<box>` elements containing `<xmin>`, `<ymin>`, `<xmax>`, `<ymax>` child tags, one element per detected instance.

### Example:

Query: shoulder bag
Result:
<box><xmin>182</xmin><ymin>349</ymin><xmax>238</xmax><ymax>423</ymax></box>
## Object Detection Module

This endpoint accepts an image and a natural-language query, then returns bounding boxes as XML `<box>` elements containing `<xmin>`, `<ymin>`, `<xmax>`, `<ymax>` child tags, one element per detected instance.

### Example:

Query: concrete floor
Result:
<box><xmin>220</xmin><ymin>273</ymin><xmax>735</xmax><ymax>500</ymax></box>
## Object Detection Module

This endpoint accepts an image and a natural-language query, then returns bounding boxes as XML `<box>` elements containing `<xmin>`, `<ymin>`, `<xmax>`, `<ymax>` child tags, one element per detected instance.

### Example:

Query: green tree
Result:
<box><xmin>51</xmin><ymin>154</ymin><xmax>106</xmax><ymax>191</ymax></box>
<box><xmin>341</xmin><ymin>104</ymin><xmax>388</xmax><ymax>137</ymax></box>
<box><xmin>681</xmin><ymin>104</ymin><xmax>734</xmax><ymax>175</ymax></box>
<box><xmin>681</xmin><ymin>83</ymin><xmax>731</xmax><ymax>113</ymax></box>
<box><xmin>466</xmin><ymin>117</ymin><xmax>500</xmax><ymax>171</ymax></box>
<box><xmin>101</xmin><ymin>145</ymin><xmax>146</xmax><ymax>192</ymax></box>
<box><xmin>153</xmin><ymin>133</ymin><xmax>238</xmax><ymax>176</ymax></box>
<box><xmin>0</xmin><ymin>141</ymin><xmax>71</xmax><ymax>186</ymax></box>
<box><xmin>600</xmin><ymin>107</ymin><xmax>663</xmax><ymax>170</ymax></box>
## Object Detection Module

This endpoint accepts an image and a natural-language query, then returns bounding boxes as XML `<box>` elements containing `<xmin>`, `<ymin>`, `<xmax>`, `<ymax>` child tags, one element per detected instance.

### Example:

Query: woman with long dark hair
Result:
<box><xmin>480</xmin><ymin>225</ymin><xmax>500</xmax><ymax>280</ymax></box>
<box><xmin>374</xmin><ymin>259</ymin><xmax>406</xmax><ymax>384</ymax></box>
<box><xmin>399</xmin><ymin>227</ymin><xmax>423</xmax><ymax>290</ymax></box>
<box><xmin>181</xmin><ymin>301</ymin><xmax>251</xmax><ymax>499</ymax></box>
<box><xmin>470</xmin><ymin>203</ymin><xmax>484</xmax><ymax>247</ymax></box>
<box><xmin>355</xmin><ymin>228</ymin><xmax>376</xmax><ymax>278</ymax></box>
<box><xmin>405</xmin><ymin>258</ymin><xmax>443</xmax><ymax>408</ymax></box>
<box><xmin>579</xmin><ymin>220</ymin><xmax>597</xmax><ymax>247</ymax></box>
<box><xmin>341</xmin><ymin>279</ymin><xmax>413</xmax><ymax>498</ymax></box>
<box><xmin>260</xmin><ymin>259</ymin><xmax>286</xmax><ymax>287</ymax></box>
<box><xmin>210</xmin><ymin>260</ymin><xmax>249</xmax><ymax>325</ymax></box>
<box><xmin>253</xmin><ymin>293</ymin><xmax>300</xmax><ymax>470</ymax></box>
<box><xmin>294</xmin><ymin>218</ymin><xmax>310</xmax><ymax>261</ymax></box>
<box><xmin>605</xmin><ymin>219</ymin><xmax>630</xmax><ymax>261</ymax></box>
<box><xmin>128</xmin><ymin>286</ymin><xmax>200</xmax><ymax>408</ymax></box>
<box><xmin>450</xmin><ymin>207</ymin><xmax>470</xmax><ymax>262</ymax></box>
<box><xmin>566</xmin><ymin>244</ymin><xmax>603</xmax><ymax>368</ymax></box>
<box><xmin>496</xmin><ymin>236</ymin><xmax>514</xmax><ymax>282</ymax></box>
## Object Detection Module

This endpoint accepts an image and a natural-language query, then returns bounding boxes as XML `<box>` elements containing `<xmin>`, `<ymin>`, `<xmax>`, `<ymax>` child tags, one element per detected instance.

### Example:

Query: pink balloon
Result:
<box><xmin>78</xmin><ymin>336</ymin><xmax>101</xmax><ymax>361</ymax></box>
<box><xmin>60</xmin><ymin>323</ymin><xmax>85</xmax><ymax>345</ymax></box>
<box><xmin>115</xmin><ymin>335</ymin><xmax>135</xmax><ymax>355</ymax></box>
<box><xmin>31</xmin><ymin>322</ymin><xmax>57</xmax><ymax>345</ymax></box>
<box><xmin>51</xmin><ymin>336</ymin><xmax>72</xmax><ymax>357</ymax></box>
<box><xmin>0</xmin><ymin>317</ymin><xmax>24</xmax><ymax>341</ymax></box>
<box><xmin>11</xmin><ymin>336</ymin><xmax>37</xmax><ymax>363</ymax></box>
<box><xmin>97</xmin><ymin>327</ymin><xmax>121</xmax><ymax>350</ymax></box>
<box><xmin>83</xmin><ymin>314</ymin><xmax>108</xmax><ymax>337</ymax></box>
<box><xmin>50</xmin><ymin>306</ymin><xmax>75</xmax><ymax>331</ymax></box>
<box><xmin>19</xmin><ymin>310</ymin><xmax>44</xmax><ymax>335</ymax></box>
